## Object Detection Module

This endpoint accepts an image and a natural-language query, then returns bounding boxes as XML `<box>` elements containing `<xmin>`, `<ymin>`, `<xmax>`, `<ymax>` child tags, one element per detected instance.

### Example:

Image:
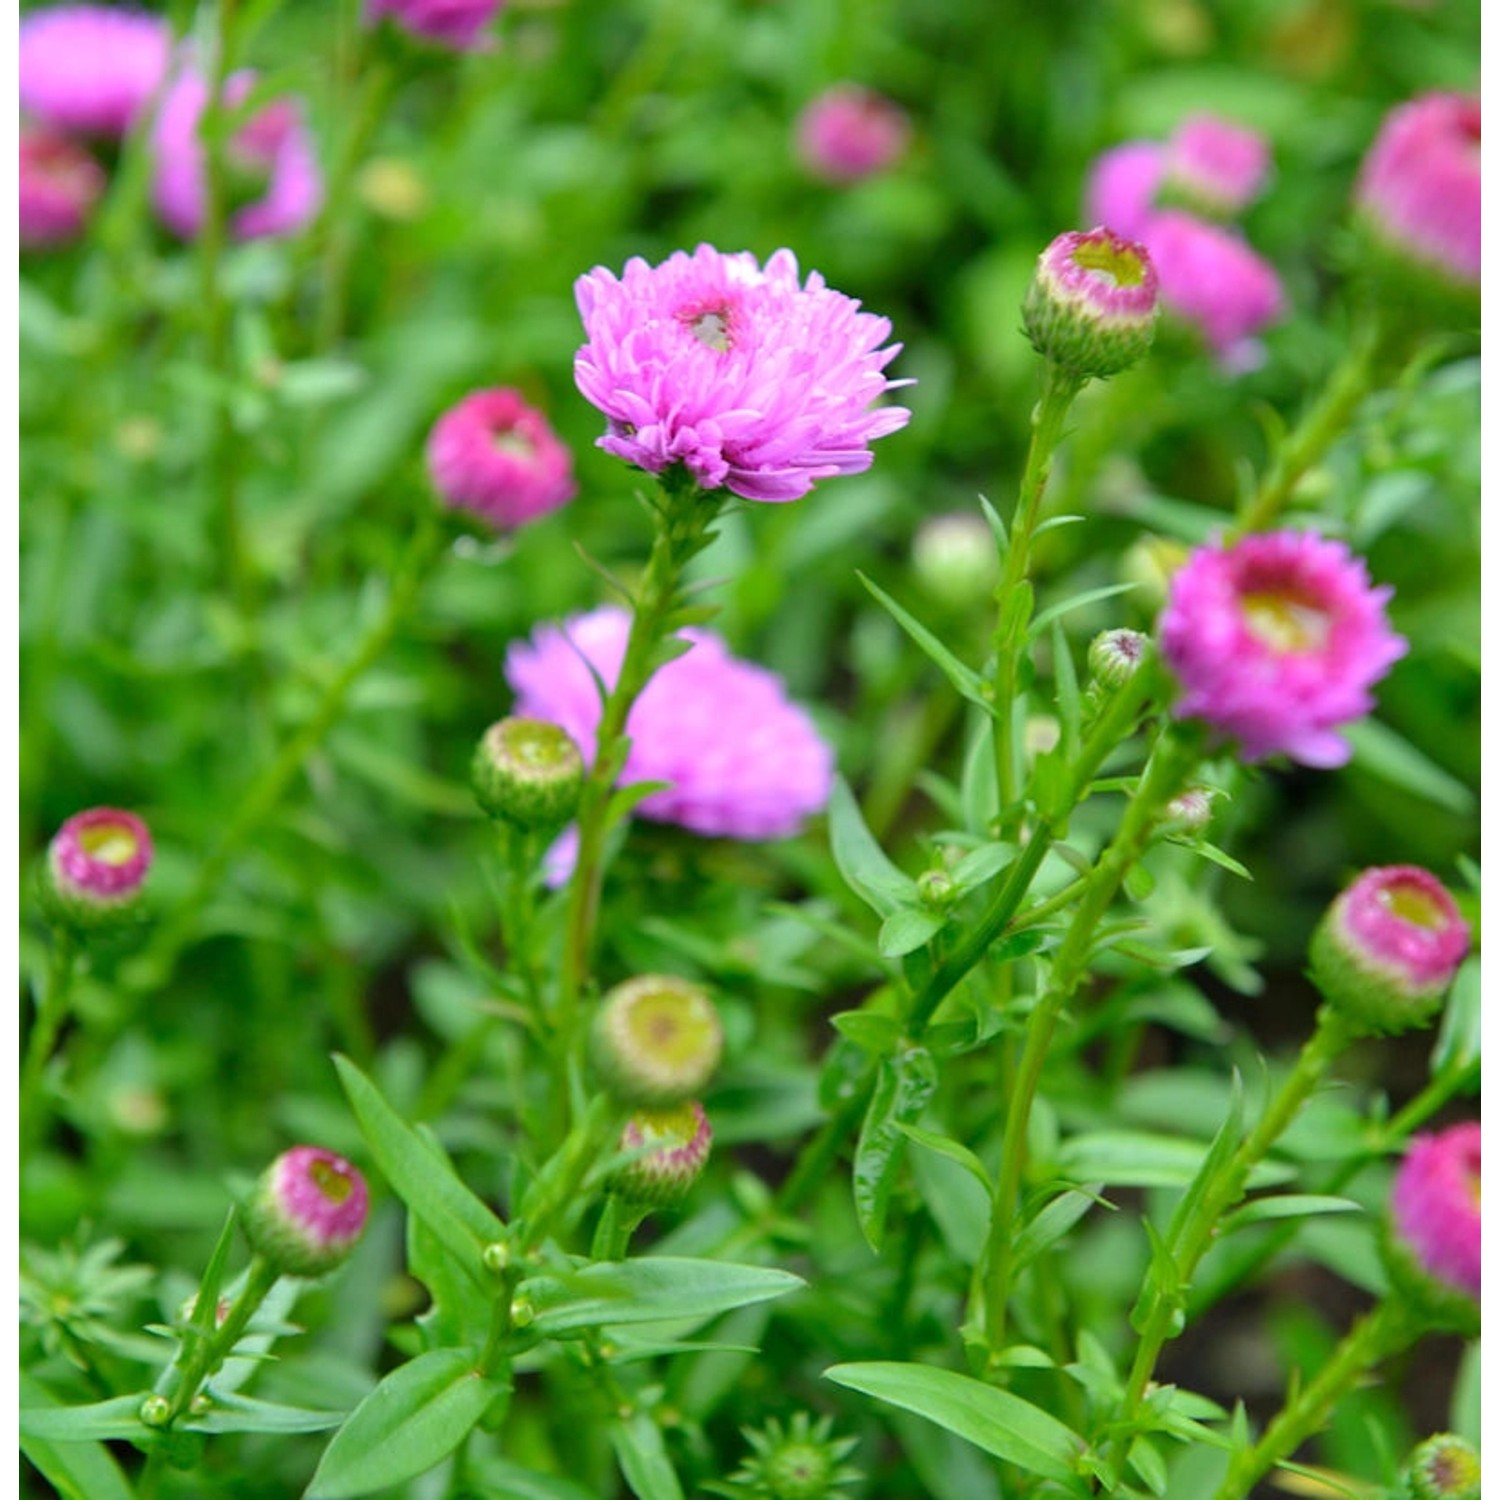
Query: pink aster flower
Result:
<box><xmin>1390</xmin><ymin>1124</ymin><xmax>1480</xmax><ymax>1302</ymax></box>
<box><xmin>573</xmin><ymin>244</ymin><xmax>911</xmax><ymax>503</ymax></box>
<box><xmin>245</xmin><ymin>1146</ymin><xmax>370</xmax><ymax>1278</ymax></box>
<box><xmin>364</xmin><ymin>0</ymin><xmax>506</xmax><ymax>50</ymax></box>
<box><xmin>1141</xmin><ymin>210</ymin><xmax>1284</xmax><ymax>369</ymax></box>
<box><xmin>45</xmin><ymin>807</ymin><xmax>153</xmax><ymax>929</ymax></box>
<box><xmin>1085</xmin><ymin>141</ymin><xmax>1166</xmax><ymax>241</ymax></box>
<box><xmin>427</xmin><ymin>388</ymin><xmax>576</xmax><ymax>530</ymax></box>
<box><xmin>1354</xmin><ymin>92</ymin><xmax>1480</xmax><ymax>289</ymax></box>
<box><xmin>506</xmin><ymin>605</ymin><xmax>834</xmax><ymax>873</ymax></box>
<box><xmin>1159</xmin><ymin>529</ymin><xmax>1407</xmax><ymax>768</ymax></box>
<box><xmin>20</xmin><ymin>126</ymin><xmax>106</xmax><ymax>248</ymax></box>
<box><xmin>795</xmin><ymin>84</ymin><xmax>911</xmax><ymax>183</ymax></box>
<box><xmin>1162</xmin><ymin>115</ymin><xmax>1271</xmax><ymax>217</ymax></box>
<box><xmin>152</xmin><ymin>70</ymin><xmax>322</xmax><ymax>241</ymax></box>
<box><xmin>19</xmin><ymin>4</ymin><xmax>171</xmax><ymax>139</ymax></box>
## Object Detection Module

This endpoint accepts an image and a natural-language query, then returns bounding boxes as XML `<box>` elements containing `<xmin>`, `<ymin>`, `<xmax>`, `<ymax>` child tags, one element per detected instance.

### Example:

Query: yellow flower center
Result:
<box><xmin>690</xmin><ymin>309</ymin><xmax>732</xmax><ymax>352</ymax></box>
<box><xmin>1070</xmin><ymin>238</ymin><xmax>1145</xmax><ymax>287</ymax></box>
<box><xmin>1379</xmin><ymin>882</ymin><xmax>1446</xmax><ymax>930</ymax></box>
<box><xmin>1241</xmin><ymin>591</ymin><xmax>1330</xmax><ymax>653</ymax></box>
<box><xmin>78</xmin><ymin>824</ymin><xmax>138</xmax><ymax>865</ymax></box>
<box><xmin>309</xmin><ymin>1158</ymin><xmax>354</xmax><ymax>1204</ymax></box>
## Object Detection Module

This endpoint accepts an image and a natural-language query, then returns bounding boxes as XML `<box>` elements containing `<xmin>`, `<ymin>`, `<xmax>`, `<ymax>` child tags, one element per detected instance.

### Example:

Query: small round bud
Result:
<box><xmin>139</xmin><ymin>1395</ymin><xmax>172</xmax><ymax>1428</ymax></box>
<box><xmin>1087</xmin><ymin>628</ymin><xmax>1148</xmax><ymax>690</ymax></box>
<box><xmin>1309</xmin><ymin>866</ymin><xmax>1469</xmax><ymax>1035</ymax></box>
<box><xmin>1159</xmin><ymin>786</ymin><xmax>1215</xmax><ymax>837</ymax></box>
<box><xmin>481</xmin><ymin>1240</ymin><xmax>512</xmax><ymax>1274</ymax></box>
<box><xmin>609</xmin><ymin>1101</ymin><xmax>713</xmax><ymax>1210</ymax></box>
<box><xmin>243</xmin><ymin>1146</ymin><xmax>370</xmax><ymax>1278</ymax></box>
<box><xmin>1404</xmin><ymin>1434</ymin><xmax>1481</xmax><ymax>1500</ymax></box>
<box><xmin>733</xmin><ymin>1412</ymin><xmax>861</xmax><ymax>1500</ymax></box>
<box><xmin>42</xmin><ymin>808</ymin><xmax>153</xmax><ymax>932</ymax></box>
<box><xmin>188</xmin><ymin>1394</ymin><xmax>212</xmax><ymax>1418</ymax></box>
<box><xmin>917</xmin><ymin>870</ymin><xmax>957</xmax><ymax>910</ymax></box>
<box><xmin>592</xmin><ymin>974</ymin><xmax>723</xmax><ymax>1108</ymax></box>
<box><xmin>1382</xmin><ymin>1123</ymin><xmax>1480</xmax><ymax>1336</ymax></box>
<box><xmin>471</xmin><ymin>717</ymin><xmax>584</xmax><ymax>830</ymax></box>
<box><xmin>1023</xmin><ymin>227</ymin><xmax>1159</xmax><ymax>381</ymax></box>
<box><xmin>509</xmin><ymin>1296</ymin><xmax>535</xmax><ymax>1328</ymax></box>
<box><xmin>912</xmin><ymin>513</ymin><xmax>999</xmax><ymax>612</ymax></box>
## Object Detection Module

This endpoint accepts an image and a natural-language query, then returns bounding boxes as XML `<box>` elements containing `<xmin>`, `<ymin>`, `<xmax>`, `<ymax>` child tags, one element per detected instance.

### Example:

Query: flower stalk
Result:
<box><xmin>19</xmin><ymin>930</ymin><xmax>79</xmax><ymax>1157</ymax></box>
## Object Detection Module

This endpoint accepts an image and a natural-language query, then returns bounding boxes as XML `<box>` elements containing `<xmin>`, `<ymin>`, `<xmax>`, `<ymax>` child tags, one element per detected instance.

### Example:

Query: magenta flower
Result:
<box><xmin>20</xmin><ymin>126</ymin><xmax>106</xmax><ymax>248</ymax></box>
<box><xmin>1084</xmin><ymin>140</ymin><xmax>1165</xmax><ymax>242</ymax></box>
<box><xmin>427</xmin><ymin>388</ymin><xmax>576</xmax><ymax>531</ymax></box>
<box><xmin>1162</xmin><ymin>115</ymin><xmax>1271</xmax><ymax>217</ymax></box>
<box><xmin>506</xmin><ymin>605</ymin><xmax>834</xmax><ymax>854</ymax></box>
<box><xmin>365</xmin><ymin>0</ymin><xmax>506</xmax><ymax>50</ymax></box>
<box><xmin>152</xmin><ymin>70</ymin><xmax>321</xmax><ymax>241</ymax></box>
<box><xmin>1024</xmin><ymin>227</ymin><xmax>1159</xmax><ymax>380</ymax></box>
<box><xmin>1390</xmin><ymin>1123</ymin><xmax>1480</xmax><ymax>1302</ymax></box>
<box><xmin>19</xmin><ymin>5</ymin><xmax>171</xmax><ymax>139</ymax></box>
<box><xmin>45</xmin><ymin>808</ymin><xmax>153</xmax><ymax>928</ymax></box>
<box><xmin>1355</xmin><ymin>92</ymin><xmax>1480</xmax><ymax>289</ymax></box>
<box><xmin>573</xmin><ymin>244</ymin><xmax>911</xmax><ymax>502</ymax></box>
<box><xmin>1159</xmin><ymin>530</ymin><xmax>1406</xmax><ymax>767</ymax></box>
<box><xmin>795</xmin><ymin>84</ymin><xmax>910</xmax><ymax>183</ymax></box>
<box><xmin>245</xmin><ymin>1146</ymin><xmax>370</xmax><ymax>1277</ymax></box>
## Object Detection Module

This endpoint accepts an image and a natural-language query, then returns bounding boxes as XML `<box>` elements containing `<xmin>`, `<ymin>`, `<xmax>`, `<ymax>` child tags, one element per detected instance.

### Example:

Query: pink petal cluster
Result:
<box><xmin>48</xmin><ymin>807</ymin><xmax>153</xmax><ymax>904</ymax></box>
<box><xmin>1329</xmin><ymin>865</ymin><xmax>1470</xmax><ymax>999</ymax></box>
<box><xmin>1354</xmin><ymin>92</ymin><xmax>1480</xmax><ymax>288</ymax></box>
<box><xmin>1083</xmin><ymin>115</ymin><xmax>1282</xmax><ymax>366</ymax></box>
<box><xmin>795</xmin><ymin>84</ymin><xmax>911</xmax><ymax>183</ymax></box>
<box><xmin>427</xmin><ymin>388</ymin><xmax>576</xmax><ymax>530</ymax></box>
<box><xmin>505</xmin><ymin>605</ymin><xmax>835</xmax><ymax>849</ymax></box>
<box><xmin>1159</xmin><ymin>529</ymin><xmax>1407</xmax><ymax>767</ymax></box>
<box><xmin>1391</xmin><ymin>1123</ymin><xmax>1480</xmax><ymax>1301</ymax></box>
<box><xmin>19</xmin><ymin>4</ymin><xmax>171</xmax><ymax>139</ymax></box>
<box><xmin>152</xmin><ymin>70</ymin><xmax>322</xmax><ymax>241</ymax></box>
<box><xmin>573</xmin><ymin>244</ymin><xmax>911</xmax><ymax>502</ymax></box>
<box><xmin>20</xmin><ymin>126</ymin><xmax>106</xmax><ymax>248</ymax></box>
<box><xmin>365</xmin><ymin>0</ymin><xmax>506</xmax><ymax>50</ymax></box>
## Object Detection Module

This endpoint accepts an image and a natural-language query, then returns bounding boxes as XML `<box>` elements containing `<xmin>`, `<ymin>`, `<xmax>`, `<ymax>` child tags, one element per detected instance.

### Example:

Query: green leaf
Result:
<box><xmin>824</xmin><ymin>1362</ymin><xmax>1084</xmax><ymax>1482</ymax></box>
<box><xmin>334</xmin><ymin>1055</ymin><xmax>506</xmax><ymax>1293</ymax></box>
<box><xmin>1432</xmin><ymin>957</ymin><xmax>1481</xmax><ymax>1076</ymax></box>
<box><xmin>829</xmin><ymin>1010</ymin><xmax>903</xmax><ymax>1056</ymax></box>
<box><xmin>853</xmin><ymin>1047</ymin><xmax>939</xmax><ymax>1252</ymax></box>
<box><xmin>858</xmin><ymin>572</ymin><xmax>996</xmax><ymax>716</ymax></box>
<box><xmin>307</xmin><ymin>1348</ymin><xmax>502</xmax><ymax>1499</ymax></box>
<box><xmin>1345</xmin><ymin>718</ymin><xmax>1475</xmax><ymax>814</ymax></box>
<box><xmin>1056</xmin><ymin>1131</ymin><xmax>1292</xmax><ymax>1191</ymax></box>
<box><xmin>1050</xmin><ymin>618</ymin><xmax>1081</xmax><ymax>759</ymax></box>
<box><xmin>184</xmin><ymin>1392</ymin><xmax>347</xmax><ymax>1434</ymax></box>
<box><xmin>1027</xmin><ymin>582</ymin><xmax>1137</xmax><ymax>642</ymax></box>
<box><xmin>19</xmin><ymin>1378</ymin><xmax>135</xmax><ymax>1500</ymax></box>
<box><xmin>895</xmin><ymin>1122</ymin><xmax>993</xmax><ymax>1193</ymax></box>
<box><xmin>469</xmin><ymin>1458</ymin><xmax>599</xmax><ymax>1500</ymax></box>
<box><xmin>18</xmin><ymin>1394</ymin><xmax>148</xmax><ymax>1442</ymax></box>
<box><xmin>1127</xmin><ymin>1434</ymin><xmax>1168</xmax><ymax>1495</ymax></box>
<box><xmin>609</xmin><ymin>1410</ymin><xmax>685</xmax><ymax>1500</ymax></box>
<box><xmin>520</xmin><ymin>1258</ymin><xmax>804</xmax><ymax>1335</ymax></box>
<box><xmin>827</xmin><ymin>777</ymin><xmax>917</xmax><ymax>918</ymax></box>
<box><xmin>878</xmin><ymin>905</ymin><xmax>948</xmax><ymax>958</ymax></box>
<box><xmin>1012</xmin><ymin>1184</ymin><xmax>1107</xmax><ymax>1272</ymax></box>
<box><xmin>1220</xmin><ymin>1195</ymin><xmax>1362</xmax><ymax>1235</ymax></box>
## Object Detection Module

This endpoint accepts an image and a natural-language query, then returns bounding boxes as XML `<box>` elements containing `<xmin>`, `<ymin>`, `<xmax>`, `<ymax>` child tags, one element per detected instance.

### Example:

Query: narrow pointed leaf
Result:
<box><xmin>858</xmin><ymin>572</ymin><xmax>996</xmax><ymax>716</ymax></box>
<box><xmin>853</xmin><ymin>1048</ymin><xmax>939</xmax><ymax>1252</ymax></box>
<box><xmin>828</xmin><ymin>776</ymin><xmax>916</xmax><ymax>918</ymax></box>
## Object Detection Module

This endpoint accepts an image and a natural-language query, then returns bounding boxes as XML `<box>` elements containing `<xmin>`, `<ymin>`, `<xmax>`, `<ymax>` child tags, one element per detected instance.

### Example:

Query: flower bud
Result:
<box><xmin>1403</xmin><ymin>1434</ymin><xmax>1480</xmax><ymax>1500</ymax></box>
<box><xmin>609</xmin><ymin>1101</ymin><xmax>712</xmax><ymax>1210</ymax></box>
<box><xmin>912</xmin><ymin>512</ymin><xmax>999</xmax><ymax>613</ymax></box>
<box><xmin>1022</xmin><ymin>227</ymin><xmax>1159</xmax><ymax>382</ymax></box>
<box><xmin>592</xmin><ymin>974</ymin><xmax>723</xmax><ymax>1107</ymax></box>
<box><xmin>1121</xmin><ymin>534</ymin><xmax>1189</xmax><ymax>614</ymax></box>
<box><xmin>1381</xmin><ymin>1123</ymin><xmax>1480</xmax><ymax>1336</ymax></box>
<box><xmin>243</xmin><ymin>1146</ymin><xmax>370</xmax><ymax>1278</ymax></box>
<box><xmin>471</xmin><ymin>717</ymin><xmax>584</xmax><ymax>831</ymax></box>
<box><xmin>20</xmin><ymin>126</ymin><xmax>105</xmax><ymax>249</ymax></box>
<box><xmin>917</xmin><ymin>870</ymin><xmax>957</xmax><ymax>910</ymax></box>
<box><xmin>1309</xmin><ymin>866</ymin><xmax>1469</xmax><ymax>1035</ymax></box>
<box><xmin>1087</xmin><ymin>628</ymin><xmax>1148</xmax><ymax>690</ymax></box>
<box><xmin>42</xmin><ymin>808</ymin><xmax>153</xmax><ymax>932</ymax></box>
<box><xmin>733</xmin><ymin>1412</ymin><xmax>861</xmax><ymax>1500</ymax></box>
<box><xmin>1159</xmin><ymin>786</ymin><xmax>1215</xmax><ymax>837</ymax></box>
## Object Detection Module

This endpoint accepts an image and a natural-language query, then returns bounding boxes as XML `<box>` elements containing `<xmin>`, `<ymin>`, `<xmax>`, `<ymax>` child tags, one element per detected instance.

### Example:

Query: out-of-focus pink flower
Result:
<box><xmin>1162</xmin><ymin>115</ymin><xmax>1271</xmax><ymax>216</ymax></box>
<box><xmin>573</xmin><ymin>244</ymin><xmax>910</xmax><ymax>502</ymax></box>
<box><xmin>1391</xmin><ymin>1124</ymin><xmax>1480</xmax><ymax>1302</ymax></box>
<box><xmin>1355</xmin><ymin>92</ymin><xmax>1480</xmax><ymax>289</ymax></box>
<box><xmin>795</xmin><ymin>84</ymin><xmax>910</xmax><ymax>183</ymax></box>
<box><xmin>1159</xmin><ymin>529</ymin><xmax>1406</xmax><ymax>768</ymax></box>
<box><xmin>19</xmin><ymin>5</ymin><xmax>171</xmax><ymax>139</ymax></box>
<box><xmin>365</xmin><ymin>0</ymin><xmax>506</xmax><ymax>50</ymax></box>
<box><xmin>427</xmin><ymin>388</ymin><xmax>576</xmax><ymax>530</ymax></box>
<box><xmin>152</xmin><ymin>70</ymin><xmax>321</xmax><ymax>241</ymax></box>
<box><xmin>47</xmin><ymin>806</ymin><xmax>153</xmax><ymax>904</ymax></box>
<box><xmin>1141</xmin><ymin>210</ymin><xmax>1283</xmax><ymax>368</ymax></box>
<box><xmin>506</xmin><ymin>606</ymin><xmax>834</xmax><ymax>865</ymax></box>
<box><xmin>20</xmin><ymin>126</ymin><xmax>106</xmax><ymax>248</ymax></box>
<box><xmin>1084</xmin><ymin>141</ymin><xmax>1165</xmax><ymax>242</ymax></box>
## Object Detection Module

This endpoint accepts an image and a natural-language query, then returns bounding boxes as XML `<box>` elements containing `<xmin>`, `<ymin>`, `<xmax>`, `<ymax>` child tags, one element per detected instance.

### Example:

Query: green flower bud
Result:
<box><xmin>609</xmin><ymin>1101</ymin><xmax>713</xmax><ymax>1209</ymax></box>
<box><xmin>732</xmin><ymin>1412</ymin><xmax>861</xmax><ymax>1500</ymax></box>
<box><xmin>592</xmin><ymin>974</ymin><xmax>723</xmax><ymax>1107</ymax></box>
<box><xmin>1087</xmin><ymin>628</ymin><xmax>1148</xmax><ymax>690</ymax></box>
<box><xmin>1404</xmin><ymin>1434</ymin><xmax>1481</xmax><ymax>1500</ymax></box>
<box><xmin>471</xmin><ymin>717</ymin><xmax>583</xmax><ymax>830</ymax></box>
<box><xmin>242</xmin><ymin>1146</ymin><xmax>370</xmax><ymax>1278</ymax></box>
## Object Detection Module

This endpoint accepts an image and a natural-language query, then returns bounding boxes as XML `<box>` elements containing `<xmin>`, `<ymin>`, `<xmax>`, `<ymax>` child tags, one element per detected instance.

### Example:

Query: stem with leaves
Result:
<box><xmin>19</xmin><ymin>930</ymin><xmax>80</xmax><ymax>1157</ymax></box>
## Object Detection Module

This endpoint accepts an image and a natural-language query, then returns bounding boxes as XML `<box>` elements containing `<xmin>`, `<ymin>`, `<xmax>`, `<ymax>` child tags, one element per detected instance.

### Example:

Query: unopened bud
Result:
<box><xmin>1087</xmin><ymin>628</ymin><xmax>1148</xmax><ymax>690</ymax></box>
<box><xmin>592</xmin><ymin>974</ymin><xmax>723</xmax><ymax>1108</ymax></box>
<box><xmin>609</xmin><ymin>1101</ymin><xmax>713</xmax><ymax>1210</ymax></box>
<box><xmin>733</xmin><ymin>1412</ymin><xmax>862</xmax><ymax>1500</ymax></box>
<box><xmin>41</xmin><ymin>808</ymin><xmax>153</xmax><ymax>933</ymax></box>
<box><xmin>472</xmin><ymin>717</ymin><xmax>584</xmax><ymax>831</ymax></box>
<box><xmin>481</xmin><ymin>1240</ymin><xmax>511</xmax><ymax>1274</ymax></box>
<box><xmin>912</xmin><ymin>513</ymin><xmax>999</xmax><ymax>612</ymax></box>
<box><xmin>1404</xmin><ymin>1433</ymin><xmax>1480</xmax><ymax>1500</ymax></box>
<box><xmin>509</xmin><ymin>1296</ymin><xmax>535</xmax><ymax>1328</ymax></box>
<box><xmin>243</xmin><ymin>1146</ymin><xmax>370</xmax><ymax>1278</ymax></box>
<box><xmin>139</xmin><ymin>1395</ymin><xmax>172</xmax><ymax>1428</ymax></box>
<box><xmin>917</xmin><ymin>870</ymin><xmax>957</xmax><ymax>910</ymax></box>
<box><xmin>1159</xmin><ymin>786</ymin><xmax>1215</xmax><ymax>837</ymax></box>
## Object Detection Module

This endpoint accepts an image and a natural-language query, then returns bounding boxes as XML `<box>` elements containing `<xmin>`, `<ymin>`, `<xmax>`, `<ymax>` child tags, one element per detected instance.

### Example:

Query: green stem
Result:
<box><xmin>519</xmin><ymin>1095</ymin><xmax>621</xmax><ymax>1254</ymax></box>
<box><xmin>20</xmin><ymin>931</ymin><xmax>80</xmax><ymax>1157</ymax></box>
<box><xmin>1212</xmin><ymin>1300</ymin><xmax>1415</xmax><ymax>1500</ymax></box>
<box><xmin>162</xmin><ymin>1255</ymin><xmax>282</xmax><ymax>1424</ymax></box>
<box><xmin>591</xmin><ymin>1195</ymin><xmax>649</xmax><ymax>1261</ymax></box>
<box><xmin>992</xmin><ymin>364</ymin><xmax>1084</xmax><ymax>828</ymax></box>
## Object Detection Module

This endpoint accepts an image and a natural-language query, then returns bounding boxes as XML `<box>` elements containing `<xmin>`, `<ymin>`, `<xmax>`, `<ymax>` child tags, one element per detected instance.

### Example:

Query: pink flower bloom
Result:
<box><xmin>795</xmin><ymin>84</ymin><xmax>910</xmax><ymax>183</ymax></box>
<box><xmin>1162</xmin><ymin>115</ymin><xmax>1271</xmax><ymax>216</ymax></box>
<box><xmin>19</xmin><ymin>5</ymin><xmax>171</xmax><ymax>139</ymax></box>
<box><xmin>20</xmin><ymin>126</ymin><xmax>106</xmax><ymax>248</ymax></box>
<box><xmin>1141</xmin><ymin>210</ymin><xmax>1284</xmax><ymax>368</ymax></box>
<box><xmin>506</xmin><ymin>605</ymin><xmax>834</xmax><ymax>865</ymax></box>
<box><xmin>573</xmin><ymin>244</ymin><xmax>911</xmax><ymax>503</ymax></box>
<box><xmin>1391</xmin><ymin>1124</ymin><xmax>1480</xmax><ymax>1301</ymax></box>
<box><xmin>1330</xmin><ymin>866</ymin><xmax>1469</xmax><ymax>996</ymax></box>
<box><xmin>1355</xmin><ymin>92</ymin><xmax>1480</xmax><ymax>288</ymax></box>
<box><xmin>427</xmin><ymin>388</ymin><xmax>576</xmax><ymax>530</ymax></box>
<box><xmin>48</xmin><ymin>807</ymin><xmax>153</xmax><ymax>905</ymax></box>
<box><xmin>152</xmin><ymin>70</ymin><xmax>321</xmax><ymax>241</ymax></box>
<box><xmin>1159</xmin><ymin>530</ymin><xmax>1407</xmax><ymax>767</ymax></box>
<box><xmin>248</xmin><ymin>1147</ymin><xmax>370</xmax><ymax>1277</ymax></box>
<box><xmin>1085</xmin><ymin>141</ymin><xmax>1166</xmax><ymax>241</ymax></box>
<box><xmin>1024</xmin><ymin>227</ymin><xmax>1159</xmax><ymax>379</ymax></box>
<box><xmin>365</xmin><ymin>0</ymin><xmax>506</xmax><ymax>50</ymax></box>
